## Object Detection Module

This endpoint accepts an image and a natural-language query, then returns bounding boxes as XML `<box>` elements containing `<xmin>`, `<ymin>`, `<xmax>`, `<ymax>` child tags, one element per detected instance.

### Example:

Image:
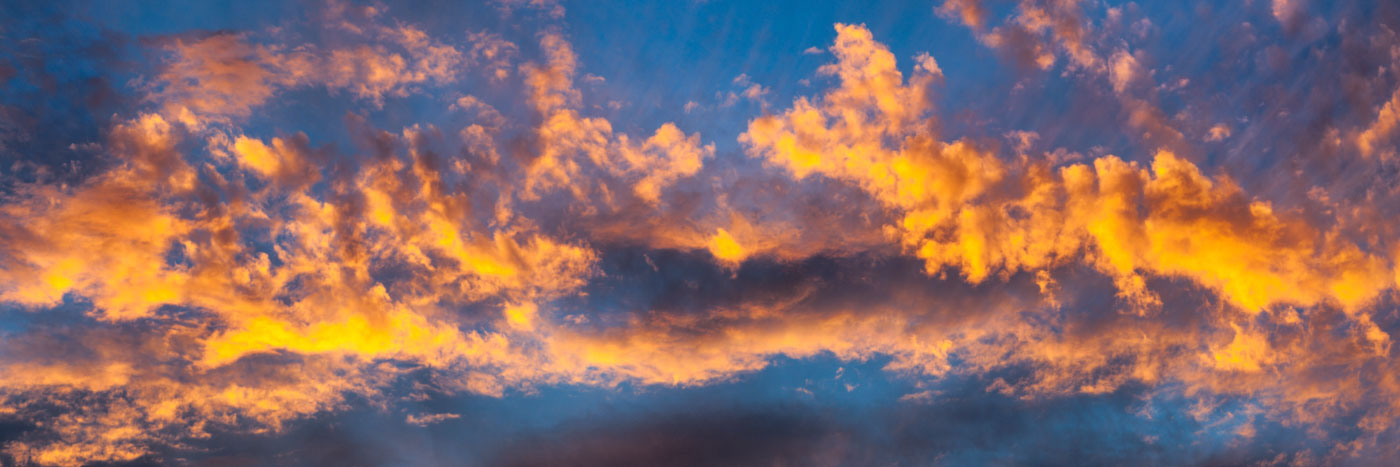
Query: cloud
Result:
<box><xmin>404</xmin><ymin>412</ymin><xmax>460</xmax><ymax>427</ymax></box>
<box><xmin>146</xmin><ymin>13</ymin><xmax>486</xmax><ymax>128</ymax></box>
<box><xmin>1206</xmin><ymin>123</ymin><xmax>1232</xmax><ymax>142</ymax></box>
<box><xmin>493</xmin><ymin>0</ymin><xmax>565</xmax><ymax>19</ymax></box>
<box><xmin>750</xmin><ymin>23</ymin><xmax>1397</xmax><ymax>315</ymax></box>
<box><xmin>519</xmin><ymin>33</ymin><xmax>713</xmax><ymax>204</ymax></box>
<box><xmin>1357</xmin><ymin>87</ymin><xmax>1400</xmax><ymax>158</ymax></box>
<box><xmin>488</xmin><ymin>407</ymin><xmax>855</xmax><ymax>466</ymax></box>
<box><xmin>1109</xmin><ymin>49</ymin><xmax>1141</xmax><ymax>93</ymax></box>
<box><xmin>147</xmin><ymin>33</ymin><xmax>300</xmax><ymax>127</ymax></box>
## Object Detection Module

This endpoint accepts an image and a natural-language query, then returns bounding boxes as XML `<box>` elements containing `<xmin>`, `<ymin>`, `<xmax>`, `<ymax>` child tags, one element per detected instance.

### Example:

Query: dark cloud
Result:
<box><xmin>0</xmin><ymin>1</ymin><xmax>131</xmax><ymax>190</ymax></box>
<box><xmin>490</xmin><ymin>407</ymin><xmax>858</xmax><ymax>467</ymax></box>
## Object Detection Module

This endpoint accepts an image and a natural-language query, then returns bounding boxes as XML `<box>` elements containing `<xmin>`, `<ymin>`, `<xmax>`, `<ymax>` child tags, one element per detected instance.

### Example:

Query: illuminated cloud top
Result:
<box><xmin>3</xmin><ymin>0</ymin><xmax>1400</xmax><ymax>465</ymax></box>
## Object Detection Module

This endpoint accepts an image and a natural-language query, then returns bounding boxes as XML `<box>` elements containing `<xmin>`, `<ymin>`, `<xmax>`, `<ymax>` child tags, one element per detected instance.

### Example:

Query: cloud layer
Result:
<box><xmin>4</xmin><ymin>0</ymin><xmax>1400</xmax><ymax>465</ymax></box>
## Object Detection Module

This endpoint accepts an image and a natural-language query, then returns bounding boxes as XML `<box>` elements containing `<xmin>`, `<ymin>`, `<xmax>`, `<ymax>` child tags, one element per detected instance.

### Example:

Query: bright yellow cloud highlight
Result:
<box><xmin>707</xmin><ymin>228</ymin><xmax>747</xmax><ymax>265</ymax></box>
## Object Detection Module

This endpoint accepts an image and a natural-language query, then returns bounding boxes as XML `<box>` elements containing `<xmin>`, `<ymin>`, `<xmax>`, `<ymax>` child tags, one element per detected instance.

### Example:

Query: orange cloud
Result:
<box><xmin>519</xmin><ymin>33</ymin><xmax>713</xmax><ymax>204</ymax></box>
<box><xmin>147</xmin><ymin>14</ymin><xmax>487</xmax><ymax>129</ymax></box>
<box><xmin>745</xmin><ymin>23</ymin><xmax>1396</xmax><ymax>315</ymax></box>
<box><xmin>1358</xmin><ymin>87</ymin><xmax>1400</xmax><ymax>159</ymax></box>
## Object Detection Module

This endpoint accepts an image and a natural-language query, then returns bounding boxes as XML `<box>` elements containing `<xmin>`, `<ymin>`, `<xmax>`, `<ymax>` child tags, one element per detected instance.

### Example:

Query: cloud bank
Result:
<box><xmin>4</xmin><ymin>0</ymin><xmax>1400</xmax><ymax>465</ymax></box>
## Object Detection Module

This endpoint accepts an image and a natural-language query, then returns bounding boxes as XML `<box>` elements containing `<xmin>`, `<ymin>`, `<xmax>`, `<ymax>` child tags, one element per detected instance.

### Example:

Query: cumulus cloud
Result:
<box><xmin>1358</xmin><ymin>87</ymin><xmax>1400</xmax><ymax>158</ymax></box>
<box><xmin>519</xmin><ymin>32</ymin><xmax>713</xmax><ymax>204</ymax></box>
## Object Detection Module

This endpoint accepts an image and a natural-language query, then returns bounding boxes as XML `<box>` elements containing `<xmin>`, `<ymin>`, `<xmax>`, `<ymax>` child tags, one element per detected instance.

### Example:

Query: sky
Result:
<box><xmin>3</xmin><ymin>0</ymin><xmax>1400</xmax><ymax>465</ymax></box>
